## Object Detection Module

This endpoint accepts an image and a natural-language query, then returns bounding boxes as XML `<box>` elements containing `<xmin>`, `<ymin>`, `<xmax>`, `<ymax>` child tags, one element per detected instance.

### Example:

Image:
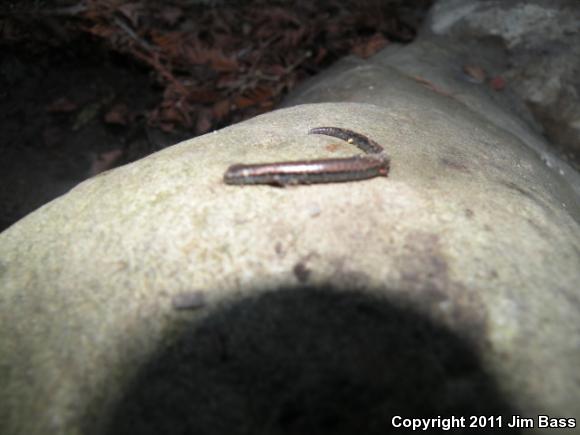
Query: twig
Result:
<box><xmin>0</xmin><ymin>2</ymin><xmax>88</xmax><ymax>16</ymax></box>
<box><xmin>112</xmin><ymin>14</ymin><xmax>155</xmax><ymax>53</ymax></box>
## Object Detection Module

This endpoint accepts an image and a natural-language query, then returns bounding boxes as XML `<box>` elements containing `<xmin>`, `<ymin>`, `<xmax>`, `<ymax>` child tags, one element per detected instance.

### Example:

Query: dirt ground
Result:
<box><xmin>1</xmin><ymin>36</ymin><xmax>167</xmax><ymax>231</ymax></box>
<box><xmin>0</xmin><ymin>0</ymin><xmax>577</xmax><ymax>232</ymax></box>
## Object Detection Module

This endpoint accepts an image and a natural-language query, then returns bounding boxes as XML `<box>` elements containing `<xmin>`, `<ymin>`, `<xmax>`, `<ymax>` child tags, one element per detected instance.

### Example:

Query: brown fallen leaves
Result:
<box><xmin>3</xmin><ymin>0</ymin><xmax>431</xmax><ymax>136</ymax></box>
<box><xmin>89</xmin><ymin>148</ymin><xmax>123</xmax><ymax>176</ymax></box>
<box><xmin>78</xmin><ymin>0</ymin><xmax>431</xmax><ymax>135</ymax></box>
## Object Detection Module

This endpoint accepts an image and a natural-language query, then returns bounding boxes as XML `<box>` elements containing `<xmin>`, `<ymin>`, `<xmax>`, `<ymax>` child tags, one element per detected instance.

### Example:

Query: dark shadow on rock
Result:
<box><xmin>103</xmin><ymin>286</ymin><xmax>520</xmax><ymax>435</ymax></box>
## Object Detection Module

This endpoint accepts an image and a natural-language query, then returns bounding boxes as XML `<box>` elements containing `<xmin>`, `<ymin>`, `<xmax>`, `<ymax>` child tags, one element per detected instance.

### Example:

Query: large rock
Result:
<box><xmin>1</xmin><ymin>34</ymin><xmax>579</xmax><ymax>435</ymax></box>
<box><xmin>425</xmin><ymin>0</ymin><xmax>580</xmax><ymax>168</ymax></box>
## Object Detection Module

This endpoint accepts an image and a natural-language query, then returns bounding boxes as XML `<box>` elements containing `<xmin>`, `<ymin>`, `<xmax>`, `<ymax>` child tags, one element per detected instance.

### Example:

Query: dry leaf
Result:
<box><xmin>196</xmin><ymin>110</ymin><xmax>212</xmax><ymax>134</ymax></box>
<box><xmin>160</xmin><ymin>6</ymin><xmax>183</xmax><ymax>26</ymax></box>
<box><xmin>46</xmin><ymin>97</ymin><xmax>78</xmax><ymax>113</ymax></box>
<box><xmin>490</xmin><ymin>76</ymin><xmax>506</xmax><ymax>91</ymax></box>
<box><xmin>208</xmin><ymin>49</ymin><xmax>240</xmax><ymax>72</ymax></box>
<box><xmin>463</xmin><ymin>64</ymin><xmax>486</xmax><ymax>83</ymax></box>
<box><xmin>118</xmin><ymin>2</ymin><xmax>142</xmax><ymax>28</ymax></box>
<box><xmin>412</xmin><ymin>76</ymin><xmax>453</xmax><ymax>97</ymax></box>
<box><xmin>90</xmin><ymin>149</ymin><xmax>123</xmax><ymax>176</ymax></box>
<box><xmin>104</xmin><ymin>103</ymin><xmax>129</xmax><ymax>125</ymax></box>
<box><xmin>351</xmin><ymin>33</ymin><xmax>388</xmax><ymax>59</ymax></box>
<box><xmin>186</xmin><ymin>89</ymin><xmax>222</xmax><ymax>104</ymax></box>
<box><xmin>232</xmin><ymin>95</ymin><xmax>255</xmax><ymax>109</ymax></box>
<box><xmin>212</xmin><ymin>99</ymin><xmax>231</xmax><ymax>120</ymax></box>
<box><xmin>73</xmin><ymin>0</ymin><xmax>428</xmax><ymax>140</ymax></box>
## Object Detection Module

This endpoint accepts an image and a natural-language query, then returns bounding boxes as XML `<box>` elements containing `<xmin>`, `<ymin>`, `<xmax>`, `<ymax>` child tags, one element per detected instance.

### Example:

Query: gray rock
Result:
<box><xmin>282</xmin><ymin>36</ymin><xmax>580</xmax><ymax>200</ymax></box>
<box><xmin>425</xmin><ymin>0</ymin><xmax>580</xmax><ymax>168</ymax></box>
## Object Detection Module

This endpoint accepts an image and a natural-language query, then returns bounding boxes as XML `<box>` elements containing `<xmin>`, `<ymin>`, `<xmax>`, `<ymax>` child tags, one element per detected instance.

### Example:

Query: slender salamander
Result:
<box><xmin>223</xmin><ymin>127</ymin><xmax>390</xmax><ymax>186</ymax></box>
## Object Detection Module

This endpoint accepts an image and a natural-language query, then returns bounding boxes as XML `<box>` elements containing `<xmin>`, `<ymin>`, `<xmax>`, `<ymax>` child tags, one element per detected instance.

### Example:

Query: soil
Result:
<box><xmin>0</xmin><ymin>36</ymin><xmax>179</xmax><ymax>231</ymax></box>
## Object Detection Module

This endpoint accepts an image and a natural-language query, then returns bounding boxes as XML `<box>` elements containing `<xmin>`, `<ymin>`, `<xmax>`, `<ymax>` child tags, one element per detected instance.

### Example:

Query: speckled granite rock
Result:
<box><xmin>1</xmin><ymin>28</ymin><xmax>579</xmax><ymax>435</ymax></box>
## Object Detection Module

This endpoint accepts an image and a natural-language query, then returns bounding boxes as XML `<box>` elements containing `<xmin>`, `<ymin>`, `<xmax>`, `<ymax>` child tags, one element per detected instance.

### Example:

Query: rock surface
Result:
<box><xmin>1</xmin><ymin>17</ymin><xmax>580</xmax><ymax>435</ymax></box>
<box><xmin>425</xmin><ymin>0</ymin><xmax>580</xmax><ymax>169</ymax></box>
